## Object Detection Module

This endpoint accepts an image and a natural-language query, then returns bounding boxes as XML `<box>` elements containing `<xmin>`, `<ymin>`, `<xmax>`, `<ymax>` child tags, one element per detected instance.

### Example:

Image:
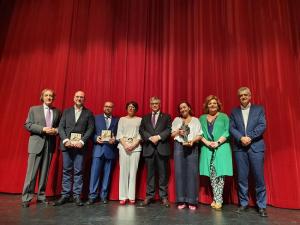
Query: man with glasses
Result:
<box><xmin>139</xmin><ymin>96</ymin><xmax>171</xmax><ymax>207</ymax></box>
<box><xmin>87</xmin><ymin>101</ymin><xmax>118</xmax><ymax>205</ymax></box>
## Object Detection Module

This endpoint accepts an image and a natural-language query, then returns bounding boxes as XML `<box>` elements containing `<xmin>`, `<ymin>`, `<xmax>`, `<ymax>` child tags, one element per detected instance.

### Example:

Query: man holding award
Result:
<box><xmin>87</xmin><ymin>101</ymin><xmax>119</xmax><ymax>205</ymax></box>
<box><xmin>54</xmin><ymin>90</ymin><xmax>94</xmax><ymax>206</ymax></box>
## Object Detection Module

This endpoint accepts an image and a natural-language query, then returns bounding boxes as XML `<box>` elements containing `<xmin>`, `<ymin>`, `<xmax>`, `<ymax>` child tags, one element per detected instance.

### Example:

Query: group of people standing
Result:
<box><xmin>21</xmin><ymin>87</ymin><xmax>268</xmax><ymax>217</ymax></box>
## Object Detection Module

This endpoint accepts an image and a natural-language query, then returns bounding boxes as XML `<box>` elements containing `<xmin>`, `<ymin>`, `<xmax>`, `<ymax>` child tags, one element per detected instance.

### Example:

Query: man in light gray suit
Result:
<box><xmin>22</xmin><ymin>89</ymin><xmax>61</xmax><ymax>208</ymax></box>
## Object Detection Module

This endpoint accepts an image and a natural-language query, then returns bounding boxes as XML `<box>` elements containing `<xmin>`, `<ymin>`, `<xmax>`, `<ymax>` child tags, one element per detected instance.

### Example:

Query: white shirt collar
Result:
<box><xmin>241</xmin><ymin>103</ymin><xmax>251</xmax><ymax>110</ymax></box>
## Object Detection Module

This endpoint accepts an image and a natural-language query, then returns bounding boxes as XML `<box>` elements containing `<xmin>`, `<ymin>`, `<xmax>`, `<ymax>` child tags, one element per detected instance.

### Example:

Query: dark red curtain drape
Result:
<box><xmin>0</xmin><ymin>0</ymin><xmax>299</xmax><ymax>209</ymax></box>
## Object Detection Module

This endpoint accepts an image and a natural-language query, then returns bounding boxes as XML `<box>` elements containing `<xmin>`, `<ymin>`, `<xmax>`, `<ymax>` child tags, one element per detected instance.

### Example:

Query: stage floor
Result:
<box><xmin>0</xmin><ymin>194</ymin><xmax>299</xmax><ymax>225</ymax></box>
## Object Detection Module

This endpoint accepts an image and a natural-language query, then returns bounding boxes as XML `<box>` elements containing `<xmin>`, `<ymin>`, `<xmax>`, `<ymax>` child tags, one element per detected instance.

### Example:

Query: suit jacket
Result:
<box><xmin>24</xmin><ymin>105</ymin><xmax>61</xmax><ymax>154</ymax></box>
<box><xmin>230</xmin><ymin>104</ymin><xmax>266</xmax><ymax>152</ymax></box>
<box><xmin>58</xmin><ymin>106</ymin><xmax>95</xmax><ymax>151</ymax></box>
<box><xmin>92</xmin><ymin>114</ymin><xmax>119</xmax><ymax>159</ymax></box>
<box><xmin>139</xmin><ymin>112</ymin><xmax>171</xmax><ymax>157</ymax></box>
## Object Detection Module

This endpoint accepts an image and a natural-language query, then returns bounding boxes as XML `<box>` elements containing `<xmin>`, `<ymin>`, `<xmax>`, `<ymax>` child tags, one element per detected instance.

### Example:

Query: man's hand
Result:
<box><xmin>73</xmin><ymin>141</ymin><xmax>83</xmax><ymax>149</ymax></box>
<box><xmin>149</xmin><ymin>135</ymin><xmax>160</xmax><ymax>145</ymax></box>
<box><xmin>108</xmin><ymin>136</ymin><xmax>116</xmax><ymax>145</ymax></box>
<box><xmin>64</xmin><ymin>140</ymin><xmax>72</xmax><ymax>148</ymax></box>
<box><xmin>96</xmin><ymin>136</ymin><xmax>104</xmax><ymax>144</ymax></box>
<box><xmin>43</xmin><ymin>127</ymin><xmax>58</xmax><ymax>135</ymax></box>
<box><xmin>241</xmin><ymin>136</ymin><xmax>251</xmax><ymax>146</ymax></box>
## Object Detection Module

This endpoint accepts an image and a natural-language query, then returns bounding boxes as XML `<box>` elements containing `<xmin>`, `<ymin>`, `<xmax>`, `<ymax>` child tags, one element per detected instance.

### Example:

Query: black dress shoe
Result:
<box><xmin>22</xmin><ymin>202</ymin><xmax>30</xmax><ymax>208</ymax></box>
<box><xmin>86</xmin><ymin>198</ymin><xmax>96</xmax><ymax>205</ymax></box>
<box><xmin>37</xmin><ymin>199</ymin><xmax>49</xmax><ymax>204</ymax></box>
<box><xmin>161</xmin><ymin>198</ymin><xmax>170</xmax><ymax>208</ymax></box>
<box><xmin>258</xmin><ymin>208</ymin><xmax>268</xmax><ymax>217</ymax></box>
<box><xmin>139</xmin><ymin>198</ymin><xmax>152</xmax><ymax>207</ymax></box>
<box><xmin>102</xmin><ymin>198</ymin><xmax>108</xmax><ymax>204</ymax></box>
<box><xmin>53</xmin><ymin>197</ymin><xmax>69</xmax><ymax>206</ymax></box>
<box><xmin>235</xmin><ymin>205</ymin><xmax>248</xmax><ymax>213</ymax></box>
<box><xmin>75</xmin><ymin>198</ymin><xmax>84</xmax><ymax>206</ymax></box>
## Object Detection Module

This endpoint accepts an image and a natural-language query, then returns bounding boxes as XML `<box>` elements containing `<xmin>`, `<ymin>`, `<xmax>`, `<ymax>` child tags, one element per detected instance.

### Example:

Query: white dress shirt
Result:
<box><xmin>241</xmin><ymin>103</ymin><xmax>251</xmax><ymax>132</ymax></box>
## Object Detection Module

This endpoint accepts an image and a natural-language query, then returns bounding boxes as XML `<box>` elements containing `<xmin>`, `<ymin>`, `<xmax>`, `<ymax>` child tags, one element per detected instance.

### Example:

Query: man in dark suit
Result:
<box><xmin>54</xmin><ymin>90</ymin><xmax>94</xmax><ymax>206</ymax></box>
<box><xmin>22</xmin><ymin>89</ymin><xmax>61</xmax><ymax>208</ymax></box>
<box><xmin>139</xmin><ymin>96</ymin><xmax>171</xmax><ymax>207</ymax></box>
<box><xmin>230</xmin><ymin>87</ymin><xmax>267</xmax><ymax>217</ymax></box>
<box><xmin>87</xmin><ymin>101</ymin><xmax>118</xmax><ymax>205</ymax></box>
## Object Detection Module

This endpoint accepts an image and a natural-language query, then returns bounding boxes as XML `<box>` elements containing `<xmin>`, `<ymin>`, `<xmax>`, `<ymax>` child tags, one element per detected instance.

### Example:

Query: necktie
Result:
<box><xmin>46</xmin><ymin>107</ymin><xmax>51</xmax><ymax>127</ymax></box>
<box><xmin>151</xmin><ymin>112</ymin><xmax>156</xmax><ymax>127</ymax></box>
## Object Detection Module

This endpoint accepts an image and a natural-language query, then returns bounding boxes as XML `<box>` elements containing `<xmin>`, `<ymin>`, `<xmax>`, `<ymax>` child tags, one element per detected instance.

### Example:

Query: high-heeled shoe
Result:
<box><xmin>214</xmin><ymin>203</ymin><xmax>222</xmax><ymax>210</ymax></box>
<box><xmin>119</xmin><ymin>200</ymin><xmax>127</xmax><ymax>205</ymax></box>
<box><xmin>210</xmin><ymin>201</ymin><xmax>216</xmax><ymax>208</ymax></box>
<box><xmin>188</xmin><ymin>205</ymin><xmax>197</xmax><ymax>210</ymax></box>
<box><xmin>129</xmin><ymin>200</ymin><xmax>135</xmax><ymax>205</ymax></box>
<box><xmin>177</xmin><ymin>204</ymin><xmax>186</xmax><ymax>209</ymax></box>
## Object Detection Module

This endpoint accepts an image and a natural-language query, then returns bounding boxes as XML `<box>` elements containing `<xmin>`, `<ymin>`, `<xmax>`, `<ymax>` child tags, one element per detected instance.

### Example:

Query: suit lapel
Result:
<box><xmin>246</xmin><ymin>105</ymin><xmax>255</xmax><ymax>133</ymax></box>
<box><xmin>237</xmin><ymin>108</ymin><xmax>246</xmax><ymax>132</ymax></box>
<box><xmin>153</xmin><ymin>112</ymin><xmax>163</xmax><ymax>130</ymax></box>
<box><xmin>39</xmin><ymin>105</ymin><xmax>47</xmax><ymax>126</ymax></box>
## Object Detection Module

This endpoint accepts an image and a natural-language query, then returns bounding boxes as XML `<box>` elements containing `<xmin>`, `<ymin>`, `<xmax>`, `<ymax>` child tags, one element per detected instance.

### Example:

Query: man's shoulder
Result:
<box><xmin>160</xmin><ymin>112</ymin><xmax>171</xmax><ymax>118</ymax></box>
<box><xmin>230</xmin><ymin>106</ymin><xmax>241</xmax><ymax>114</ymax></box>
<box><xmin>95</xmin><ymin>114</ymin><xmax>104</xmax><ymax>119</ymax></box>
<box><xmin>30</xmin><ymin>105</ymin><xmax>43</xmax><ymax>111</ymax></box>
<box><xmin>251</xmin><ymin>104</ymin><xmax>264</xmax><ymax>110</ymax></box>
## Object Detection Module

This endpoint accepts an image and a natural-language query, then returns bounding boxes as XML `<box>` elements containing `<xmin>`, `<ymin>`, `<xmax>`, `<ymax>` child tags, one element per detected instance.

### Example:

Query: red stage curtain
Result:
<box><xmin>0</xmin><ymin>0</ymin><xmax>299</xmax><ymax>209</ymax></box>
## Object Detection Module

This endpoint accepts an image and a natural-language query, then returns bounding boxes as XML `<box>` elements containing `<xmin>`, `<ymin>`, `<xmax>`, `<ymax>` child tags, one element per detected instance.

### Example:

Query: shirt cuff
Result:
<box><xmin>63</xmin><ymin>139</ymin><xmax>70</xmax><ymax>144</ymax></box>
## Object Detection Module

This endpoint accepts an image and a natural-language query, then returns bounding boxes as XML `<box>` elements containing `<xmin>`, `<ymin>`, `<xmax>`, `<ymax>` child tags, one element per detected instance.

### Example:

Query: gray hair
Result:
<box><xmin>237</xmin><ymin>87</ymin><xmax>251</xmax><ymax>96</ymax></box>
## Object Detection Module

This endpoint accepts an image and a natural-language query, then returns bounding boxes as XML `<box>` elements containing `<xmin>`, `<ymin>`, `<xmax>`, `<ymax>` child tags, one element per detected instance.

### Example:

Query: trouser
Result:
<box><xmin>22</xmin><ymin>142</ymin><xmax>52</xmax><ymax>202</ymax></box>
<box><xmin>119</xmin><ymin>149</ymin><xmax>141</xmax><ymax>200</ymax></box>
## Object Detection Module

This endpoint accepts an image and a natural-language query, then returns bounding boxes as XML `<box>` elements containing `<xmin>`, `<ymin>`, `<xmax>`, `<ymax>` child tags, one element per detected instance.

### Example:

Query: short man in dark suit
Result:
<box><xmin>87</xmin><ymin>101</ymin><xmax>118</xmax><ymax>205</ymax></box>
<box><xmin>230</xmin><ymin>87</ymin><xmax>268</xmax><ymax>217</ymax></box>
<box><xmin>139</xmin><ymin>96</ymin><xmax>172</xmax><ymax>207</ymax></box>
<box><xmin>54</xmin><ymin>90</ymin><xmax>94</xmax><ymax>206</ymax></box>
<box><xmin>22</xmin><ymin>89</ymin><xmax>61</xmax><ymax>208</ymax></box>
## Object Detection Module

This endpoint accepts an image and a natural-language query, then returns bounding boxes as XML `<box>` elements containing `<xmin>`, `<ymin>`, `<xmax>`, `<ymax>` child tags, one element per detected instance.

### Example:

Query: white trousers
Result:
<box><xmin>119</xmin><ymin>148</ymin><xmax>141</xmax><ymax>200</ymax></box>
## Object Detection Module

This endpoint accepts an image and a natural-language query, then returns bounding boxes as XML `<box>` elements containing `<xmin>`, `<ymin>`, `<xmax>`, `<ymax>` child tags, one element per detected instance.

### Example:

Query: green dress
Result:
<box><xmin>199</xmin><ymin>112</ymin><xmax>233</xmax><ymax>177</ymax></box>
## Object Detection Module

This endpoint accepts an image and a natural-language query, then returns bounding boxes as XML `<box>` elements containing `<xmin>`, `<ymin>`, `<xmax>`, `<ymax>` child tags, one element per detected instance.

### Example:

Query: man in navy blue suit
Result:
<box><xmin>87</xmin><ymin>101</ymin><xmax>118</xmax><ymax>205</ymax></box>
<box><xmin>54</xmin><ymin>91</ymin><xmax>94</xmax><ymax>206</ymax></box>
<box><xmin>230</xmin><ymin>87</ymin><xmax>267</xmax><ymax>217</ymax></box>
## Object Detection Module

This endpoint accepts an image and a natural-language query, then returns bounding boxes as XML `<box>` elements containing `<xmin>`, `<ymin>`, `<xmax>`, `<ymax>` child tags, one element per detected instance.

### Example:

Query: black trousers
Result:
<box><xmin>145</xmin><ymin>150</ymin><xmax>169</xmax><ymax>199</ymax></box>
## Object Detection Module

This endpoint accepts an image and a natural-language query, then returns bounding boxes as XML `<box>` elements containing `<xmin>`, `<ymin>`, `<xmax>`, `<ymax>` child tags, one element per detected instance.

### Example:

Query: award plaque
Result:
<box><xmin>180</xmin><ymin>122</ymin><xmax>190</xmax><ymax>146</ymax></box>
<box><xmin>70</xmin><ymin>133</ymin><xmax>82</xmax><ymax>144</ymax></box>
<box><xmin>101</xmin><ymin>130</ymin><xmax>112</xmax><ymax>142</ymax></box>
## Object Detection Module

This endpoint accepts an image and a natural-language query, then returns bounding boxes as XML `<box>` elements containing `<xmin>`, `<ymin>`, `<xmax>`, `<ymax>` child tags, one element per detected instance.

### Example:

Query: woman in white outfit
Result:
<box><xmin>116</xmin><ymin>101</ymin><xmax>142</xmax><ymax>205</ymax></box>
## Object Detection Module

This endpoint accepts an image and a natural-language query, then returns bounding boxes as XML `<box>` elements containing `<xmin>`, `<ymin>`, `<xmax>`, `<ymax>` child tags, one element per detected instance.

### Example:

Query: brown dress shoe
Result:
<box><xmin>161</xmin><ymin>198</ymin><xmax>170</xmax><ymax>208</ymax></box>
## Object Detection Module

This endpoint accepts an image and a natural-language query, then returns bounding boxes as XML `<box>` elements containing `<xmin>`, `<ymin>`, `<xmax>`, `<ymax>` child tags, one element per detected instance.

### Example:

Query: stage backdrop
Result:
<box><xmin>0</xmin><ymin>0</ymin><xmax>299</xmax><ymax>209</ymax></box>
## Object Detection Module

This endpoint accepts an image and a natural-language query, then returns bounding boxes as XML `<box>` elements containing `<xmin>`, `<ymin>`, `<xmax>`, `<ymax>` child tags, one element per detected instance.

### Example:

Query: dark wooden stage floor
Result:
<box><xmin>0</xmin><ymin>194</ymin><xmax>299</xmax><ymax>225</ymax></box>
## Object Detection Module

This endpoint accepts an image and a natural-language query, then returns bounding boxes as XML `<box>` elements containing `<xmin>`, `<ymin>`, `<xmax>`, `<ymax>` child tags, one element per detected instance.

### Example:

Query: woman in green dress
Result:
<box><xmin>199</xmin><ymin>95</ymin><xmax>233</xmax><ymax>210</ymax></box>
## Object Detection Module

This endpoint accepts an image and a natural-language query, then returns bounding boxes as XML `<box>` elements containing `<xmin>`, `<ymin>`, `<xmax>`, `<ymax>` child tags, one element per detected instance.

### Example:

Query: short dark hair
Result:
<box><xmin>126</xmin><ymin>101</ymin><xmax>139</xmax><ymax>112</ymax></box>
